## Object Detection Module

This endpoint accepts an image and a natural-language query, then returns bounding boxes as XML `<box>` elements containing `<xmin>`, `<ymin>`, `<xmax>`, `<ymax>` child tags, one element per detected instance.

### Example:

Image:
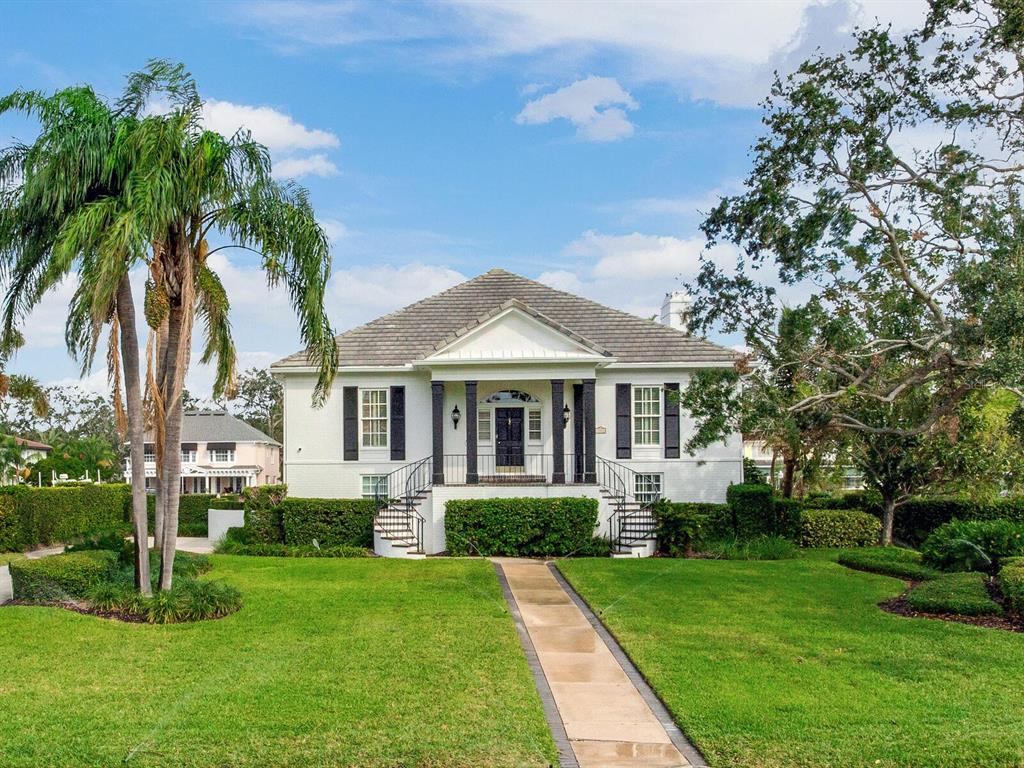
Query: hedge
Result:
<box><xmin>905</xmin><ymin>572</ymin><xmax>1003</xmax><ymax>616</ymax></box>
<box><xmin>836</xmin><ymin>547</ymin><xmax>941</xmax><ymax>581</ymax></box>
<box><xmin>9</xmin><ymin>550</ymin><xmax>118</xmax><ymax>601</ymax></box>
<box><xmin>281</xmin><ymin>498</ymin><xmax>376</xmax><ymax>548</ymax></box>
<box><xmin>0</xmin><ymin>484</ymin><xmax>130</xmax><ymax>552</ymax></box>
<box><xmin>445</xmin><ymin>497</ymin><xmax>599</xmax><ymax>556</ymax></box>
<box><xmin>726</xmin><ymin>483</ymin><xmax>775</xmax><ymax>538</ymax></box>
<box><xmin>144</xmin><ymin>494</ymin><xmax>216</xmax><ymax>537</ymax></box>
<box><xmin>895</xmin><ymin>497</ymin><xmax>1024</xmax><ymax>547</ymax></box>
<box><xmin>798</xmin><ymin>508</ymin><xmax>880</xmax><ymax>548</ymax></box>
<box><xmin>999</xmin><ymin>557</ymin><xmax>1024</xmax><ymax>614</ymax></box>
<box><xmin>920</xmin><ymin>519</ymin><xmax>1024</xmax><ymax>574</ymax></box>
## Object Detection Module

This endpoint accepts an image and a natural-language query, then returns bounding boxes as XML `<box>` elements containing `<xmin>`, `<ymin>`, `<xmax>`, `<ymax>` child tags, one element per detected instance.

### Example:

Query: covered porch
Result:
<box><xmin>428</xmin><ymin>378</ymin><xmax>598</xmax><ymax>487</ymax></box>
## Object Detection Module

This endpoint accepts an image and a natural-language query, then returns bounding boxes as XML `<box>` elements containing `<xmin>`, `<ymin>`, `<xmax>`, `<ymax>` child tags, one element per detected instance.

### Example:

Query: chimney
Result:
<box><xmin>660</xmin><ymin>291</ymin><xmax>693</xmax><ymax>333</ymax></box>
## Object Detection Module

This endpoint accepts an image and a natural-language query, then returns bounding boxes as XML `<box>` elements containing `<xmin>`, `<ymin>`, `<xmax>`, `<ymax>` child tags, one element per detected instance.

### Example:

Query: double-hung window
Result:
<box><xmin>361</xmin><ymin>388</ymin><xmax>388</xmax><ymax>448</ymax></box>
<box><xmin>634</xmin><ymin>473</ymin><xmax>663</xmax><ymax>504</ymax></box>
<box><xmin>528</xmin><ymin>409</ymin><xmax>542</xmax><ymax>442</ymax></box>
<box><xmin>361</xmin><ymin>474</ymin><xmax>387</xmax><ymax>499</ymax></box>
<box><xmin>209</xmin><ymin>449</ymin><xmax>235</xmax><ymax>463</ymax></box>
<box><xmin>143</xmin><ymin>448</ymin><xmax>156</xmax><ymax>463</ymax></box>
<box><xmin>633</xmin><ymin>386</ymin><xmax>661</xmax><ymax>446</ymax></box>
<box><xmin>181</xmin><ymin>450</ymin><xmax>196</xmax><ymax>463</ymax></box>
<box><xmin>477</xmin><ymin>410</ymin><xmax>491</xmax><ymax>443</ymax></box>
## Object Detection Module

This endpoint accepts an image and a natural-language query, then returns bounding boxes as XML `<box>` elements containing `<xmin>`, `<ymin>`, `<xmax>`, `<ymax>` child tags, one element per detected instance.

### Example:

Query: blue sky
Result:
<box><xmin>0</xmin><ymin>0</ymin><xmax>925</xmax><ymax>396</ymax></box>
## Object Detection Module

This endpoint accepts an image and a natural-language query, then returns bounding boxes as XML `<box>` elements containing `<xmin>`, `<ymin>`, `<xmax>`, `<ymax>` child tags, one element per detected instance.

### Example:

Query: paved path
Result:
<box><xmin>496</xmin><ymin>559</ymin><xmax>702</xmax><ymax>768</ymax></box>
<box><xmin>0</xmin><ymin>538</ymin><xmax>215</xmax><ymax>605</ymax></box>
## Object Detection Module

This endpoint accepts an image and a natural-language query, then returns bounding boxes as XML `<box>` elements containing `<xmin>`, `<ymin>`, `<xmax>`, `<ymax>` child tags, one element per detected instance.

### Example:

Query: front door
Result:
<box><xmin>495</xmin><ymin>407</ymin><xmax>525</xmax><ymax>467</ymax></box>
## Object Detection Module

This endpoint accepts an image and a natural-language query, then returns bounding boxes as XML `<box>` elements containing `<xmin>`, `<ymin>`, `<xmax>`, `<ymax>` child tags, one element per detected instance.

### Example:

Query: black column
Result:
<box><xmin>583</xmin><ymin>378</ymin><xmax>597</xmax><ymax>483</ymax></box>
<box><xmin>550</xmin><ymin>379</ymin><xmax>565</xmax><ymax>484</ymax></box>
<box><xmin>465</xmin><ymin>381</ymin><xmax>478</xmax><ymax>484</ymax></box>
<box><xmin>432</xmin><ymin>380</ymin><xmax>445</xmax><ymax>485</ymax></box>
<box><xmin>573</xmin><ymin>384</ymin><xmax>585</xmax><ymax>482</ymax></box>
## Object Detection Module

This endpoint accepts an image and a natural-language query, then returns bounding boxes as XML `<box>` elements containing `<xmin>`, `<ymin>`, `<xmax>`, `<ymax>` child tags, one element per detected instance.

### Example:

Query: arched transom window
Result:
<box><xmin>483</xmin><ymin>390</ymin><xmax>540</xmax><ymax>404</ymax></box>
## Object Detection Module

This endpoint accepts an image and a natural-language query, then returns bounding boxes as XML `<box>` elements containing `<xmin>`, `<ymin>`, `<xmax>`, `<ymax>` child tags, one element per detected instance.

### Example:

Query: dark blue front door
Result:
<box><xmin>495</xmin><ymin>407</ymin><xmax>525</xmax><ymax>467</ymax></box>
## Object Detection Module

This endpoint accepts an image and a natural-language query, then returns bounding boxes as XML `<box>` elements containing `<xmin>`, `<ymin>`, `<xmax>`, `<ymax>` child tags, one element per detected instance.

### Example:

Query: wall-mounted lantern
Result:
<box><xmin>562</xmin><ymin>404</ymin><xmax>571</xmax><ymax>428</ymax></box>
<box><xmin>451</xmin><ymin>404</ymin><xmax>462</xmax><ymax>429</ymax></box>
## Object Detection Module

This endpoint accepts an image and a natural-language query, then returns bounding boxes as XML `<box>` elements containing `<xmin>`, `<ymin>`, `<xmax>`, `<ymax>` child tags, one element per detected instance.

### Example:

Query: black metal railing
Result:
<box><xmin>374</xmin><ymin>456</ymin><xmax>430</xmax><ymax>549</ymax></box>
<box><xmin>440</xmin><ymin>454</ymin><xmax>585</xmax><ymax>485</ymax></box>
<box><xmin>596</xmin><ymin>456</ymin><xmax>660</xmax><ymax>549</ymax></box>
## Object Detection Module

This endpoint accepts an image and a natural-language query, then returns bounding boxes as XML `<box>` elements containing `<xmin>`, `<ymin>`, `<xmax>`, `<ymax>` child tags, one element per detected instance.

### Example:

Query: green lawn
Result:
<box><xmin>0</xmin><ymin>557</ymin><xmax>555</xmax><ymax>767</ymax></box>
<box><xmin>558</xmin><ymin>555</ymin><xmax>1024</xmax><ymax>768</ymax></box>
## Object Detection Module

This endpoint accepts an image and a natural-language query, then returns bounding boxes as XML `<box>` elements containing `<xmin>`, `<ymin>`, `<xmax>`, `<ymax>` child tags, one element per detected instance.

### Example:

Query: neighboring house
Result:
<box><xmin>124</xmin><ymin>409</ymin><xmax>281</xmax><ymax>494</ymax></box>
<box><xmin>11</xmin><ymin>436</ymin><xmax>52</xmax><ymax>466</ymax></box>
<box><xmin>743</xmin><ymin>434</ymin><xmax>864</xmax><ymax>491</ymax></box>
<box><xmin>272</xmin><ymin>269</ymin><xmax>743</xmax><ymax>557</ymax></box>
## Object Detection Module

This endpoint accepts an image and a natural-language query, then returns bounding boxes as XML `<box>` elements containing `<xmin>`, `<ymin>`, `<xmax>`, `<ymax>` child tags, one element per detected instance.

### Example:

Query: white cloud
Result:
<box><xmin>272</xmin><ymin>153</ymin><xmax>339</xmax><ymax>179</ymax></box>
<box><xmin>229</xmin><ymin>0</ymin><xmax>929</xmax><ymax>108</ymax></box>
<box><xmin>202</xmin><ymin>99</ymin><xmax>339</xmax><ymax>151</ymax></box>
<box><xmin>516</xmin><ymin>76</ymin><xmax>637</xmax><ymax>141</ymax></box>
<box><xmin>327</xmin><ymin>262</ymin><xmax>466</xmax><ymax>329</ymax></box>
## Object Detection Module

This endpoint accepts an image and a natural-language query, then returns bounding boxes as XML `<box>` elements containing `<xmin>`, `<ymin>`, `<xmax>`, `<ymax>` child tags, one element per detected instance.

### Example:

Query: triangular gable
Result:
<box><xmin>423</xmin><ymin>300</ymin><xmax>612</xmax><ymax>362</ymax></box>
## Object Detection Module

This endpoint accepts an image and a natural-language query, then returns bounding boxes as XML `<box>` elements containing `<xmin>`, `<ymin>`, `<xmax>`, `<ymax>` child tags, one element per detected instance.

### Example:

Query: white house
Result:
<box><xmin>272</xmin><ymin>269</ymin><xmax>742</xmax><ymax>557</ymax></box>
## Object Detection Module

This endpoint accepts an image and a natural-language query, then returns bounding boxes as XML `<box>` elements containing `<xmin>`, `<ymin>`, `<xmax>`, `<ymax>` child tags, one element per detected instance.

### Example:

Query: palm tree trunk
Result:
<box><xmin>116</xmin><ymin>274</ymin><xmax>151</xmax><ymax>596</ymax></box>
<box><xmin>153</xmin><ymin>320</ymin><xmax>169</xmax><ymax>554</ymax></box>
<box><xmin>158</xmin><ymin>301</ymin><xmax>191</xmax><ymax>591</ymax></box>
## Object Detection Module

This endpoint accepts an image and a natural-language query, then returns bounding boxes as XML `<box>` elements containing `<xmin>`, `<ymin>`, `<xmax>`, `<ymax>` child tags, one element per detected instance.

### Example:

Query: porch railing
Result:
<box><xmin>440</xmin><ymin>454</ymin><xmax>583</xmax><ymax>485</ymax></box>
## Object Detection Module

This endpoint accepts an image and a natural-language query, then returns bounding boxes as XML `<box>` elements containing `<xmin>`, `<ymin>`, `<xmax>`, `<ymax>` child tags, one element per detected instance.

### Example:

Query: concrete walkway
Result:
<box><xmin>496</xmin><ymin>559</ymin><xmax>701</xmax><ymax>768</ymax></box>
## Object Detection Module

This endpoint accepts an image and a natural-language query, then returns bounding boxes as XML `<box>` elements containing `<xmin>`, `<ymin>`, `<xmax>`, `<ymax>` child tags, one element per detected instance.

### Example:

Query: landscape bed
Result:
<box><xmin>557</xmin><ymin>555</ymin><xmax>1024</xmax><ymax>768</ymax></box>
<box><xmin>0</xmin><ymin>557</ymin><xmax>556</xmax><ymax>767</ymax></box>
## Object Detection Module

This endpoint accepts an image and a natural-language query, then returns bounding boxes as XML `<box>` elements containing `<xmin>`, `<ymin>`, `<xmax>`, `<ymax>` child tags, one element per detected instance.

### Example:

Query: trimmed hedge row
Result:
<box><xmin>145</xmin><ymin>494</ymin><xmax>216</xmax><ymax>537</ymax></box>
<box><xmin>0</xmin><ymin>484</ymin><xmax>130</xmax><ymax>552</ymax></box>
<box><xmin>1000</xmin><ymin>557</ymin><xmax>1024</xmax><ymax>614</ymax></box>
<box><xmin>9</xmin><ymin>550</ymin><xmax>118</xmax><ymax>601</ymax></box>
<box><xmin>836</xmin><ymin>547</ymin><xmax>941</xmax><ymax>581</ymax></box>
<box><xmin>281</xmin><ymin>498</ymin><xmax>376</xmax><ymax>548</ymax></box>
<box><xmin>798</xmin><ymin>509</ymin><xmax>880</xmax><ymax>548</ymax></box>
<box><xmin>445</xmin><ymin>497</ymin><xmax>599</xmax><ymax>556</ymax></box>
<box><xmin>905</xmin><ymin>572</ymin><xmax>1003</xmax><ymax>616</ymax></box>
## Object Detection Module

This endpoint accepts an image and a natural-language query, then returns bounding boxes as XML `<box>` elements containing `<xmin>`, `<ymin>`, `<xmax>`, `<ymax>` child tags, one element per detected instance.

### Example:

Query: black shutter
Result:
<box><xmin>390</xmin><ymin>385</ymin><xmax>406</xmax><ymax>461</ymax></box>
<box><xmin>343</xmin><ymin>386</ymin><xmax>359</xmax><ymax>461</ymax></box>
<box><xmin>615</xmin><ymin>383</ymin><xmax>632</xmax><ymax>459</ymax></box>
<box><xmin>664</xmin><ymin>382</ymin><xmax>680</xmax><ymax>459</ymax></box>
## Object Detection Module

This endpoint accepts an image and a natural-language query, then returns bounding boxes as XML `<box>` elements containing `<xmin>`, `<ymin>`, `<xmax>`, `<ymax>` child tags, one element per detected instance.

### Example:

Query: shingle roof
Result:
<box><xmin>274</xmin><ymin>268</ymin><xmax>738</xmax><ymax>367</ymax></box>
<box><xmin>148</xmin><ymin>410</ymin><xmax>280</xmax><ymax>445</ymax></box>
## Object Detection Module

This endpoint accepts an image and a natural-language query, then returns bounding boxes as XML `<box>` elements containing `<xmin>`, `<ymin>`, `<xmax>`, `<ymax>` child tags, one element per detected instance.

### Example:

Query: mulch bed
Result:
<box><xmin>3</xmin><ymin>599</ymin><xmax>148</xmax><ymax>623</ymax></box>
<box><xmin>879</xmin><ymin>585</ymin><xmax>1024</xmax><ymax>633</ymax></box>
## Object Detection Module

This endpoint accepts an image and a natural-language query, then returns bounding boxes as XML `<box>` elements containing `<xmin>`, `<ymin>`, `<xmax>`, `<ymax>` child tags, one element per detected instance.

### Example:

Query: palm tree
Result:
<box><xmin>0</xmin><ymin>435</ymin><xmax>25</xmax><ymax>484</ymax></box>
<box><xmin>1</xmin><ymin>61</ymin><xmax>337</xmax><ymax>589</ymax></box>
<box><xmin>0</xmin><ymin>83</ymin><xmax>155</xmax><ymax>592</ymax></box>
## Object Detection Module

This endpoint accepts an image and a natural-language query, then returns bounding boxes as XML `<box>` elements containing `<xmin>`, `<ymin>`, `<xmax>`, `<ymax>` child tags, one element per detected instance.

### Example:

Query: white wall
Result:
<box><xmin>281</xmin><ymin>365</ymin><xmax>742</xmax><ymax>504</ymax></box>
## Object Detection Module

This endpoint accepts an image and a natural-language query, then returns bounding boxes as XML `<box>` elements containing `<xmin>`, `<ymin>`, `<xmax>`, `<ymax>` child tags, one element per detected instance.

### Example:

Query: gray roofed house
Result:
<box><xmin>128</xmin><ymin>409</ymin><xmax>282</xmax><ymax>495</ymax></box>
<box><xmin>273</xmin><ymin>268</ymin><xmax>743</xmax><ymax>559</ymax></box>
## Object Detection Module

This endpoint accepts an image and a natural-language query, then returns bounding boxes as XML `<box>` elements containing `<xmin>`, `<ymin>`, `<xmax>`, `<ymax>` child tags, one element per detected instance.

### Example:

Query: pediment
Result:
<box><xmin>424</xmin><ymin>303</ymin><xmax>609</xmax><ymax>362</ymax></box>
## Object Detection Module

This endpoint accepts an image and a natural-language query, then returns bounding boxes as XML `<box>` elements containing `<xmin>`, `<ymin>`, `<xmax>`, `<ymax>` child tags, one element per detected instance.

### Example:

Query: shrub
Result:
<box><xmin>652</xmin><ymin>500</ymin><xmax>712</xmax><ymax>556</ymax></box>
<box><xmin>772</xmin><ymin>497</ymin><xmax>803</xmax><ymax>539</ymax></box>
<box><xmin>215</xmin><ymin>538</ymin><xmax>369</xmax><ymax>557</ymax></box>
<box><xmin>798</xmin><ymin>508</ymin><xmax>880</xmax><ymax>548</ymax></box>
<box><xmin>921</xmin><ymin>518</ymin><xmax>1024</xmax><ymax>574</ymax></box>
<box><xmin>573</xmin><ymin>536</ymin><xmax>612</xmax><ymax>557</ymax></box>
<box><xmin>0</xmin><ymin>483</ymin><xmax>129</xmax><ymax>551</ymax></box>
<box><xmin>896</xmin><ymin>497</ymin><xmax>1024</xmax><ymax>547</ymax></box>
<box><xmin>445</xmin><ymin>497</ymin><xmax>598</xmax><ymax>556</ymax></box>
<box><xmin>705</xmin><ymin>534</ymin><xmax>798</xmax><ymax>560</ymax></box>
<box><xmin>905</xmin><ymin>572</ymin><xmax>1003</xmax><ymax>616</ymax></box>
<box><xmin>727</xmin><ymin>483</ymin><xmax>775</xmax><ymax>538</ymax></box>
<box><xmin>128</xmin><ymin>579</ymin><xmax>242</xmax><ymax>624</ymax></box>
<box><xmin>999</xmin><ymin>557</ymin><xmax>1024</xmax><ymax>614</ymax></box>
<box><xmin>242</xmin><ymin>484</ymin><xmax>288</xmax><ymax>543</ymax></box>
<box><xmin>0</xmin><ymin>494</ymin><xmax>16</xmax><ymax>551</ymax></box>
<box><xmin>281</xmin><ymin>497</ymin><xmax>376</xmax><ymax>548</ymax></box>
<box><xmin>9</xmin><ymin>550</ymin><xmax>118</xmax><ymax>601</ymax></box>
<box><xmin>209</xmin><ymin>496</ymin><xmax>243</xmax><ymax>510</ymax></box>
<box><xmin>836</xmin><ymin>547</ymin><xmax>941</xmax><ymax>581</ymax></box>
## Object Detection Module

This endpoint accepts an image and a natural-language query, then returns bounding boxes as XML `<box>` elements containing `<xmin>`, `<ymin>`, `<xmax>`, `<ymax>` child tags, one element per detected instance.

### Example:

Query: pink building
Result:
<box><xmin>125</xmin><ymin>409</ymin><xmax>281</xmax><ymax>494</ymax></box>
